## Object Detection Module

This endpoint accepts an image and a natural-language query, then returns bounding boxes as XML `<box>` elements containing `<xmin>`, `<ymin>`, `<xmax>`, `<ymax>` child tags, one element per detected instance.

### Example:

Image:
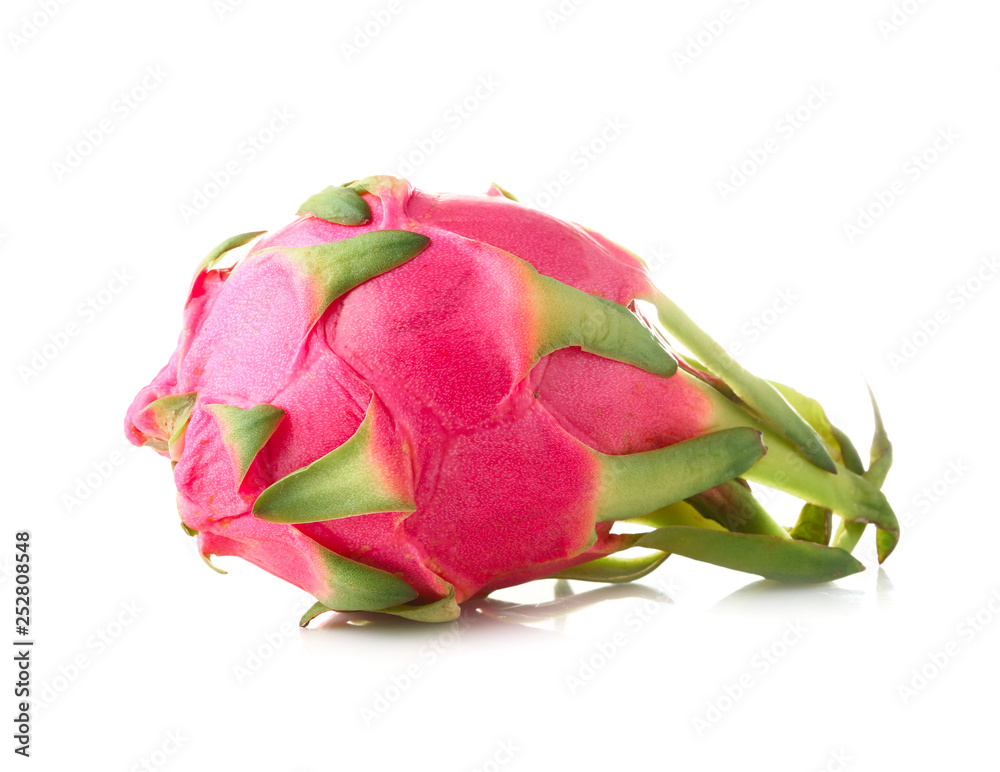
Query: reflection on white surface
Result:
<box><xmin>303</xmin><ymin>580</ymin><xmax>673</xmax><ymax>636</ymax></box>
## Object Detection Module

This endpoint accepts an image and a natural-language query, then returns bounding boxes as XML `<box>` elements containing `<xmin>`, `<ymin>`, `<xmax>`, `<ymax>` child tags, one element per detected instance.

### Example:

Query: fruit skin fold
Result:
<box><xmin>125</xmin><ymin>176</ymin><xmax>898</xmax><ymax>624</ymax></box>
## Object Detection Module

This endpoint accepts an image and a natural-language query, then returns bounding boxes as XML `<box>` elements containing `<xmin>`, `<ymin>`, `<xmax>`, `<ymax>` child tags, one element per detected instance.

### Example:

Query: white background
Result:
<box><xmin>4</xmin><ymin>1</ymin><xmax>999</xmax><ymax>770</ymax></box>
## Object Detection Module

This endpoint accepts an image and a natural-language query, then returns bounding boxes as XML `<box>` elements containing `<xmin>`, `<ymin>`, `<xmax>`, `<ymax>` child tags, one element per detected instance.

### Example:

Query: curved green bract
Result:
<box><xmin>595</xmin><ymin>428</ymin><xmax>766</xmax><ymax>522</ymax></box>
<box><xmin>204</xmin><ymin>403</ymin><xmax>286</xmax><ymax>484</ymax></box>
<box><xmin>200</xmin><ymin>552</ymin><xmax>228</xmax><ymax>575</ymax></box>
<box><xmin>868</xmin><ymin>388</ymin><xmax>896</xmax><ymax>561</ymax></box>
<box><xmin>808</xmin><ymin>466</ymin><xmax>898</xmax><ymax>552</ymax></box>
<box><xmin>835</xmin><ymin>384</ymin><xmax>896</xmax><ymax>560</ymax></box>
<box><xmin>194</xmin><ymin>230</ymin><xmax>266</xmax><ymax>275</ymax></box>
<box><xmin>253</xmin><ymin>400</ymin><xmax>415</xmax><ymax>524</ymax></box>
<box><xmin>530</xmin><ymin>268</ymin><xmax>676</xmax><ymax>378</ymax></box>
<box><xmin>258</xmin><ymin>230</ymin><xmax>430</xmax><ymax>323</ymax></box>
<box><xmin>742</xmin><ymin>438</ymin><xmax>898</xmax><ymax>555</ymax></box>
<box><xmin>299</xmin><ymin>590</ymin><xmax>461</xmax><ymax>625</ymax></box>
<box><xmin>137</xmin><ymin>392</ymin><xmax>198</xmax><ymax>453</ymax></box>
<box><xmin>629</xmin><ymin>500</ymin><xmax>728</xmax><ymax>531</ymax></box>
<box><xmin>768</xmin><ymin>380</ymin><xmax>896</xmax><ymax>552</ymax></box>
<box><xmin>769</xmin><ymin>379</ymin><xmax>842</xmax><ymax>462</ymax></box>
<box><xmin>379</xmin><ymin>588</ymin><xmax>462</xmax><ymax>623</ymax></box>
<box><xmin>648</xmin><ymin>290</ymin><xmax>836</xmax><ymax>473</ymax></box>
<box><xmin>864</xmin><ymin>384</ymin><xmax>893</xmax><ymax>489</ymax></box>
<box><xmin>792</xmin><ymin>422</ymin><xmax>859</xmax><ymax>545</ymax></box>
<box><xmin>636</xmin><ymin>526</ymin><xmax>864</xmax><ymax>583</ymax></box>
<box><xmin>687</xmin><ymin>479</ymin><xmax>790</xmax><ymax>538</ymax></box>
<box><xmin>697</xmin><ymin>379</ymin><xmax>899</xmax><ymax>555</ymax></box>
<box><xmin>831</xmin><ymin>426</ymin><xmax>864</xmax><ymax>476</ymax></box>
<box><xmin>550</xmin><ymin>550</ymin><xmax>669</xmax><ymax>583</ymax></box>
<box><xmin>300</xmin><ymin>601</ymin><xmax>331</xmax><ymax>628</ymax></box>
<box><xmin>314</xmin><ymin>545</ymin><xmax>419</xmax><ymax>612</ymax></box>
<box><xmin>297</xmin><ymin>185</ymin><xmax>372</xmax><ymax>225</ymax></box>
<box><xmin>789</xmin><ymin>504</ymin><xmax>832</xmax><ymax>545</ymax></box>
<box><xmin>489</xmin><ymin>182</ymin><xmax>518</xmax><ymax>201</ymax></box>
<box><xmin>166</xmin><ymin>412</ymin><xmax>191</xmax><ymax>462</ymax></box>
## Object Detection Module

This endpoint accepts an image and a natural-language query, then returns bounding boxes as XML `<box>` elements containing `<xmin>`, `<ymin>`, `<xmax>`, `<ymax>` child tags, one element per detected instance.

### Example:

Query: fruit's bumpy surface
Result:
<box><xmin>126</xmin><ymin>177</ymin><xmax>898</xmax><ymax>623</ymax></box>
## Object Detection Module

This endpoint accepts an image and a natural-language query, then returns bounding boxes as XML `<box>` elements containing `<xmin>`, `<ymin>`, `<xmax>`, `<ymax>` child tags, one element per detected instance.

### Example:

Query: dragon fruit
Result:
<box><xmin>125</xmin><ymin>176</ymin><xmax>897</xmax><ymax>623</ymax></box>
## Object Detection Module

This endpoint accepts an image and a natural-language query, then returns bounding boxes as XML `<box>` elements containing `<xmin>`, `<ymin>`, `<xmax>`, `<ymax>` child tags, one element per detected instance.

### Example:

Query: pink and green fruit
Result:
<box><xmin>125</xmin><ymin>176</ymin><xmax>897</xmax><ymax>624</ymax></box>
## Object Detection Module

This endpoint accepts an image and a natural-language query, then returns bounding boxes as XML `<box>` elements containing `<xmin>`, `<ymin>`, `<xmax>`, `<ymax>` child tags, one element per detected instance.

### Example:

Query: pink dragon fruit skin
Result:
<box><xmin>126</xmin><ymin>176</ymin><xmax>898</xmax><ymax>623</ymax></box>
